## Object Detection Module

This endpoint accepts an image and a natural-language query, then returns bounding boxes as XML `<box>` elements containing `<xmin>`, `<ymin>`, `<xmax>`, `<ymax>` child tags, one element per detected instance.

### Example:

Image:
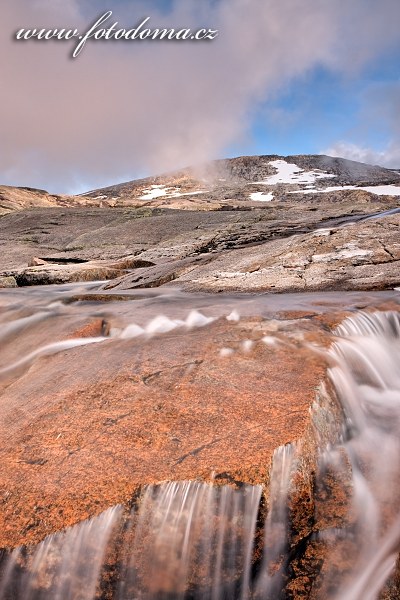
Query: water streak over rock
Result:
<box><xmin>0</xmin><ymin>286</ymin><xmax>400</xmax><ymax>598</ymax></box>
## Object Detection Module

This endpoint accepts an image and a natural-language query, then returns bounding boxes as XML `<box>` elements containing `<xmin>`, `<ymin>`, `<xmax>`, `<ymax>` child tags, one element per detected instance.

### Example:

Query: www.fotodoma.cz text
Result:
<box><xmin>15</xmin><ymin>11</ymin><xmax>219</xmax><ymax>58</ymax></box>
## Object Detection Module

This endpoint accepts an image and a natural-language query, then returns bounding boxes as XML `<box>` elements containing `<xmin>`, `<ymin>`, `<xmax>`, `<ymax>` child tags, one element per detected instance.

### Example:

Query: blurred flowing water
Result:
<box><xmin>118</xmin><ymin>481</ymin><xmax>262</xmax><ymax>600</ymax></box>
<box><xmin>0</xmin><ymin>283</ymin><xmax>399</xmax><ymax>599</ymax></box>
<box><xmin>325</xmin><ymin>312</ymin><xmax>400</xmax><ymax>600</ymax></box>
<box><xmin>0</xmin><ymin>507</ymin><xmax>122</xmax><ymax>600</ymax></box>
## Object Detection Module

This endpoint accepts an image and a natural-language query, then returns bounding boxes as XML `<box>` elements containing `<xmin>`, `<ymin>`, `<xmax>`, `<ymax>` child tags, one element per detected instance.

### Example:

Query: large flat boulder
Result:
<box><xmin>0</xmin><ymin>298</ymin><xmax>333</xmax><ymax>548</ymax></box>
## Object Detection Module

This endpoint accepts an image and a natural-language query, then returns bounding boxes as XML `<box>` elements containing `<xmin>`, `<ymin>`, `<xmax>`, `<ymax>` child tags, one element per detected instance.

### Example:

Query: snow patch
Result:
<box><xmin>168</xmin><ymin>190</ymin><xmax>208</xmax><ymax>198</ymax></box>
<box><xmin>139</xmin><ymin>185</ymin><xmax>169</xmax><ymax>200</ymax></box>
<box><xmin>360</xmin><ymin>185</ymin><xmax>400</xmax><ymax>196</ymax></box>
<box><xmin>289</xmin><ymin>184</ymin><xmax>400</xmax><ymax>196</ymax></box>
<box><xmin>254</xmin><ymin>159</ymin><xmax>336</xmax><ymax>186</ymax></box>
<box><xmin>140</xmin><ymin>184</ymin><xmax>207</xmax><ymax>200</ymax></box>
<box><xmin>289</xmin><ymin>185</ymin><xmax>356</xmax><ymax>194</ymax></box>
<box><xmin>250</xmin><ymin>191</ymin><xmax>274</xmax><ymax>202</ymax></box>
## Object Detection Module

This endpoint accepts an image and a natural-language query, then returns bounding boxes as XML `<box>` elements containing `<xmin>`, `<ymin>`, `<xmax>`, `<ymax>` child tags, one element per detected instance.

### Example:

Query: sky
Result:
<box><xmin>1</xmin><ymin>0</ymin><xmax>400</xmax><ymax>194</ymax></box>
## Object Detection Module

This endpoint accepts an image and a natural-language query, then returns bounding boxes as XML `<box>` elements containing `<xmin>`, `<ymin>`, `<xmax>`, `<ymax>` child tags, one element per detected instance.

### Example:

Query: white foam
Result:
<box><xmin>242</xmin><ymin>340</ymin><xmax>254</xmax><ymax>353</ymax></box>
<box><xmin>226</xmin><ymin>310</ymin><xmax>240</xmax><ymax>322</ymax></box>
<box><xmin>185</xmin><ymin>310</ymin><xmax>215</xmax><ymax>328</ymax></box>
<box><xmin>262</xmin><ymin>336</ymin><xmax>279</xmax><ymax>347</ymax></box>
<box><xmin>119</xmin><ymin>323</ymin><xmax>145</xmax><ymax>339</ymax></box>
<box><xmin>220</xmin><ymin>347</ymin><xmax>234</xmax><ymax>357</ymax></box>
<box><xmin>119</xmin><ymin>310</ymin><xmax>215</xmax><ymax>339</ymax></box>
<box><xmin>0</xmin><ymin>310</ymin><xmax>220</xmax><ymax>381</ymax></box>
<box><xmin>145</xmin><ymin>315</ymin><xmax>184</xmax><ymax>334</ymax></box>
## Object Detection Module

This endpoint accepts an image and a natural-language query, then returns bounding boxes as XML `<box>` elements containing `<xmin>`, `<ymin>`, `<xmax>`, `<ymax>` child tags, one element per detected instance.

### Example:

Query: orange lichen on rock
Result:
<box><xmin>0</xmin><ymin>316</ymin><xmax>327</xmax><ymax>548</ymax></box>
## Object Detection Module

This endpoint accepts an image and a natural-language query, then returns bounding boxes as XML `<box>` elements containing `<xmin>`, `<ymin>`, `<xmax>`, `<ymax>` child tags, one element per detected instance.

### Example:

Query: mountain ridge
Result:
<box><xmin>79</xmin><ymin>154</ymin><xmax>400</xmax><ymax>202</ymax></box>
<box><xmin>1</xmin><ymin>153</ymin><xmax>399</xmax><ymax>292</ymax></box>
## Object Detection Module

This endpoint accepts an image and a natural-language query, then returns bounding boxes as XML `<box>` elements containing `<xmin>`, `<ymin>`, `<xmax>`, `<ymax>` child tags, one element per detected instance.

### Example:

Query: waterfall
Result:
<box><xmin>0</xmin><ymin>484</ymin><xmax>263</xmax><ymax>600</ymax></box>
<box><xmin>0</xmin><ymin>506</ymin><xmax>122</xmax><ymax>600</ymax></box>
<box><xmin>0</xmin><ymin>309</ymin><xmax>399</xmax><ymax>599</ymax></box>
<box><xmin>254</xmin><ymin>444</ymin><xmax>295</xmax><ymax>598</ymax></box>
<box><xmin>118</xmin><ymin>481</ymin><xmax>262</xmax><ymax>599</ymax></box>
<box><xmin>322</xmin><ymin>311</ymin><xmax>400</xmax><ymax>599</ymax></box>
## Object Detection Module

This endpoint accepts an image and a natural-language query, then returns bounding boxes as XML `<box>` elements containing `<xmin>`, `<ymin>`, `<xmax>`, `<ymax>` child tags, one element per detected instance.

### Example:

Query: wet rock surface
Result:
<box><xmin>1</xmin><ymin>295</ymin><xmax>399</xmax><ymax>599</ymax></box>
<box><xmin>175</xmin><ymin>214</ymin><xmax>400</xmax><ymax>293</ymax></box>
<box><xmin>0</xmin><ymin>306</ymin><xmax>328</xmax><ymax>549</ymax></box>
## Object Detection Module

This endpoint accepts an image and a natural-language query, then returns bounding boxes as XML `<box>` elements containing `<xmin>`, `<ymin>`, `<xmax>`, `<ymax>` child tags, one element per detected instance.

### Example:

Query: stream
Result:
<box><xmin>0</xmin><ymin>284</ymin><xmax>399</xmax><ymax>599</ymax></box>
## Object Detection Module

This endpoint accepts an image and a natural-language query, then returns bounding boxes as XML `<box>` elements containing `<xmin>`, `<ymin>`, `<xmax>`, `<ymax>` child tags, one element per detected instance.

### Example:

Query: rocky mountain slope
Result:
<box><xmin>0</xmin><ymin>185</ymin><xmax>106</xmax><ymax>217</ymax></box>
<box><xmin>0</xmin><ymin>154</ymin><xmax>399</xmax><ymax>291</ymax></box>
<box><xmin>80</xmin><ymin>154</ymin><xmax>400</xmax><ymax>210</ymax></box>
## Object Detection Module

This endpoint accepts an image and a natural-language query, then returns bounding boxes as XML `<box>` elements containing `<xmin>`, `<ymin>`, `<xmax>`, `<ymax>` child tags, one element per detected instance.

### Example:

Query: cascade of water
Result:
<box><xmin>0</xmin><ymin>300</ymin><xmax>399</xmax><ymax>599</ymax></box>
<box><xmin>321</xmin><ymin>311</ymin><xmax>400</xmax><ymax>600</ymax></box>
<box><xmin>0</xmin><ymin>483</ymin><xmax>264</xmax><ymax>600</ymax></box>
<box><xmin>118</xmin><ymin>480</ymin><xmax>262</xmax><ymax>600</ymax></box>
<box><xmin>0</xmin><ymin>506</ymin><xmax>122</xmax><ymax>600</ymax></box>
<box><xmin>254</xmin><ymin>443</ymin><xmax>295</xmax><ymax>599</ymax></box>
<box><xmin>0</xmin><ymin>548</ymin><xmax>22</xmax><ymax>599</ymax></box>
<box><xmin>0</xmin><ymin>308</ymin><xmax>216</xmax><ymax>383</ymax></box>
<box><xmin>0</xmin><ymin>337</ymin><xmax>107</xmax><ymax>381</ymax></box>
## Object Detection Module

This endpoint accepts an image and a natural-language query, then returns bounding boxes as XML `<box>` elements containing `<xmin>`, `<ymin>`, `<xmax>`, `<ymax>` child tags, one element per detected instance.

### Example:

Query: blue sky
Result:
<box><xmin>230</xmin><ymin>53</ymin><xmax>400</xmax><ymax>161</ymax></box>
<box><xmin>1</xmin><ymin>0</ymin><xmax>400</xmax><ymax>193</ymax></box>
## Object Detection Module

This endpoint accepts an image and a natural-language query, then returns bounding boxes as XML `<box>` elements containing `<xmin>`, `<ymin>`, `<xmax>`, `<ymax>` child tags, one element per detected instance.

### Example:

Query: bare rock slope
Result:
<box><xmin>0</xmin><ymin>154</ymin><xmax>399</xmax><ymax>291</ymax></box>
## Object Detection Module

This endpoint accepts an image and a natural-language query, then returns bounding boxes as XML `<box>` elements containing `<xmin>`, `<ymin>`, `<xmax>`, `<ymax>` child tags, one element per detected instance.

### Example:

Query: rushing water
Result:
<box><xmin>254</xmin><ymin>444</ymin><xmax>295</xmax><ymax>599</ymax></box>
<box><xmin>0</xmin><ymin>284</ymin><xmax>399</xmax><ymax>598</ymax></box>
<box><xmin>118</xmin><ymin>481</ymin><xmax>262</xmax><ymax>600</ymax></box>
<box><xmin>325</xmin><ymin>312</ymin><xmax>400</xmax><ymax>600</ymax></box>
<box><xmin>0</xmin><ymin>506</ymin><xmax>122</xmax><ymax>600</ymax></box>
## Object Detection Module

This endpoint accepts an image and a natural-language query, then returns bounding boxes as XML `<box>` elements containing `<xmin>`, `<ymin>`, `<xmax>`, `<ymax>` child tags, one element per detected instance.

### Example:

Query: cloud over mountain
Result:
<box><xmin>1</xmin><ymin>0</ymin><xmax>400</xmax><ymax>193</ymax></box>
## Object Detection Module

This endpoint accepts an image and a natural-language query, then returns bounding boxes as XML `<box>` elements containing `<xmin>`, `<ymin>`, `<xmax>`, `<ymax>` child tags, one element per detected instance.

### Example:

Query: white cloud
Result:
<box><xmin>323</xmin><ymin>142</ymin><xmax>400</xmax><ymax>169</ymax></box>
